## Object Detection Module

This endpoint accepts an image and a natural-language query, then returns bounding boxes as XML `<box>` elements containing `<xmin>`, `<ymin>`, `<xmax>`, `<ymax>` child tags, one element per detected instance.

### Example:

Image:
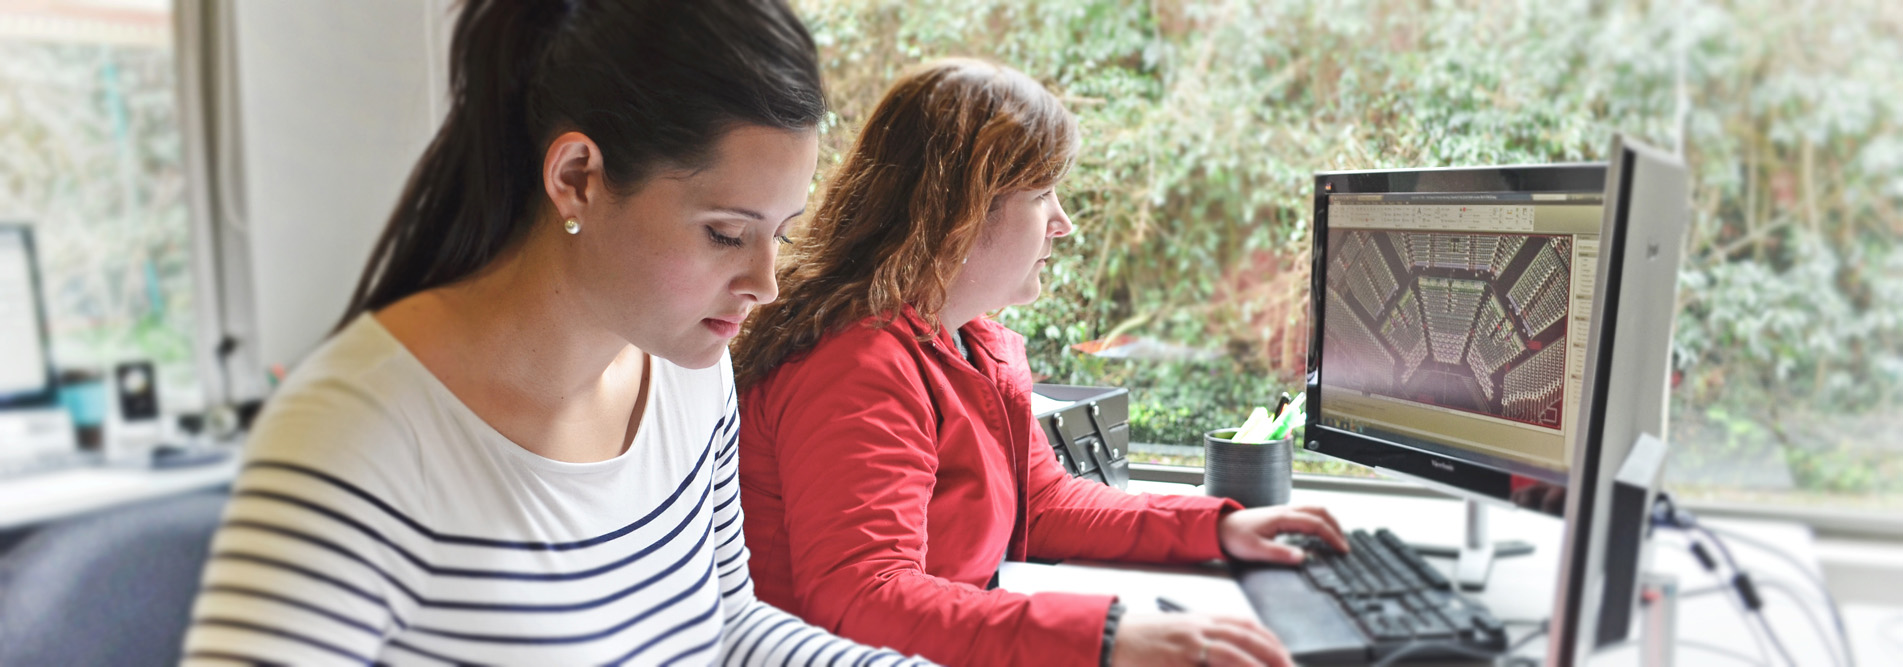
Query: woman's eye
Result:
<box><xmin>775</xmin><ymin>234</ymin><xmax>792</xmax><ymax>245</ymax></box>
<box><xmin>706</xmin><ymin>227</ymin><xmax>745</xmax><ymax>248</ymax></box>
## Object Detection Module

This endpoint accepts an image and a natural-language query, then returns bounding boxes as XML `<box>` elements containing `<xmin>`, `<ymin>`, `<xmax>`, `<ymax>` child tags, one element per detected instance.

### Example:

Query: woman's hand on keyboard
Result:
<box><xmin>1112</xmin><ymin>612</ymin><xmax>1291</xmax><ymax>667</ymax></box>
<box><xmin>1217</xmin><ymin>504</ymin><xmax>1350</xmax><ymax>565</ymax></box>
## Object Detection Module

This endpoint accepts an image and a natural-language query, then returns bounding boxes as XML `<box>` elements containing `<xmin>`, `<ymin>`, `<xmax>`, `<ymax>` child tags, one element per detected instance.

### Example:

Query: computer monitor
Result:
<box><xmin>1306</xmin><ymin>162</ymin><xmax>1607</xmax><ymax>587</ymax></box>
<box><xmin>1</xmin><ymin>222</ymin><xmax>76</xmax><ymax>463</ymax></box>
<box><xmin>1303</xmin><ymin>135</ymin><xmax>1689</xmax><ymax>662</ymax></box>
<box><xmin>1306</xmin><ymin>165</ymin><xmax>1604</xmax><ymax>495</ymax></box>
<box><xmin>1</xmin><ymin>223</ymin><xmax>58</xmax><ymax>408</ymax></box>
<box><xmin>1547</xmin><ymin>138</ymin><xmax>1689</xmax><ymax>665</ymax></box>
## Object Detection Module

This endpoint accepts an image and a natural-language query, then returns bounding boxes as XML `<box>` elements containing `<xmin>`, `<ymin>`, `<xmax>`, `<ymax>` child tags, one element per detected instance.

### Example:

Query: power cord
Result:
<box><xmin>1652</xmin><ymin>495</ymin><xmax>1782</xmax><ymax>665</ymax></box>
<box><xmin>1497</xmin><ymin>620</ymin><xmax>1549</xmax><ymax>667</ymax></box>
<box><xmin>1680</xmin><ymin>515</ymin><xmax>1798</xmax><ymax>666</ymax></box>
<box><xmin>1651</xmin><ymin>492</ymin><xmax>1851</xmax><ymax>667</ymax></box>
<box><xmin>1679</xmin><ymin>582</ymin><xmax>1732</xmax><ymax>600</ymax></box>
<box><xmin>1755</xmin><ymin>577</ymin><xmax>1849</xmax><ymax>667</ymax></box>
<box><xmin>1701</xmin><ymin>521</ymin><xmax>1858</xmax><ymax>667</ymax></box>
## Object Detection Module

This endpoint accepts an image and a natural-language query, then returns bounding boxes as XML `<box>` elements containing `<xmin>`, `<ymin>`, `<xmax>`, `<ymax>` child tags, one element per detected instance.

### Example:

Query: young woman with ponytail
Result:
<box><xmin>181</xmin><ymin>2</ymin><xmax>931</xmax><ymax>664</ymax></box>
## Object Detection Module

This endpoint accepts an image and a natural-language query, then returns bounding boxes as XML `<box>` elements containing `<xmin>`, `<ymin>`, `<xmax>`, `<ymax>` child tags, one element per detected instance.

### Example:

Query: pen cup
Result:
<box><xmin>1203</xmin><ymin>428</ymin><xmax>1293</xmax><ymax>508</ymax></box>
<box><xmin>58</xmin><ymin>368</ymin><xmax>108</xmax><ymax>450</ymax></box>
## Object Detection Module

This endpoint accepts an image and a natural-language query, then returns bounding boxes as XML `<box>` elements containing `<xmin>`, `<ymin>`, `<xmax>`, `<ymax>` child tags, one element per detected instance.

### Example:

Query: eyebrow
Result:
<box><xmin>709</xmin><ymin>206</ymin><xmax>806</xmax><ymax>223</ymax></box>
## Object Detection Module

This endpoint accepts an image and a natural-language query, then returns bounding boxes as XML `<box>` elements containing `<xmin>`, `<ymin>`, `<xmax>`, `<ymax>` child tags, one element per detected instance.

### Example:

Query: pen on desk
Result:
<box><xmin>1156</xmin><ymin>596</ymin><xmax>1191</xmax><ymax>613</ymax></box>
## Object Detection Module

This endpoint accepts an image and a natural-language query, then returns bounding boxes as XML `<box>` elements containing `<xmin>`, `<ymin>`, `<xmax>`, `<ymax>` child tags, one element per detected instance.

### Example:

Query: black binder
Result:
<box><xmin>1030</xmin><ymin>384</ymin><xmax>1131</xmax><ymax>489</ymax></box>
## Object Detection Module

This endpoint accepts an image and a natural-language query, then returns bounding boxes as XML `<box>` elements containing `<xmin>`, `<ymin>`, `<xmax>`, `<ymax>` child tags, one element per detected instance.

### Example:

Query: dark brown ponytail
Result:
<box><xmin>338</xmin><ymin>0</ymin><xmax>826</xmax><ymax>330</ymax></box>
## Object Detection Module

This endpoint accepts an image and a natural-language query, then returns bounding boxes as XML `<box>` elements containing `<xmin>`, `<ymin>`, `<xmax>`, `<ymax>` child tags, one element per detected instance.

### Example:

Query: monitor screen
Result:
<box><xmin>0</xmin><ymin>224</ymin><xmax>57</xmax><ymax>406</ymax></box>
<box><xmin>1307</xmin><ymin>166</ymin><xmax>1606</xmax><ymax>504</ymax></box>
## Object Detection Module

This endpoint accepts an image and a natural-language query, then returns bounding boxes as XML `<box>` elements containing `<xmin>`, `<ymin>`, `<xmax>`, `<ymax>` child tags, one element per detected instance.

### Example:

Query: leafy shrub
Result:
<box><xmin>796</xmin><ymin>0</ymin><xmax>1903</xmax><ymax>498</ymax></box>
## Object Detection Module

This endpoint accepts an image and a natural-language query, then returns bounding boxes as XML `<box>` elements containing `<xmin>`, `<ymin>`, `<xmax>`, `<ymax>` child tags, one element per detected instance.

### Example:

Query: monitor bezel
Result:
<box><xmin>1304</xmin><ymin>164</ymin><xmax>1607</xmax><ymax>509</ymax></box>
<box><xmin>1547</xmin><ymin>136</ymin><xmax>1689</xmax><ymax>665</ymax></box>
<box><xmin>0</xmin><ymin>222</ymin><xmax>61</xmax><ymax>409</ymax></box>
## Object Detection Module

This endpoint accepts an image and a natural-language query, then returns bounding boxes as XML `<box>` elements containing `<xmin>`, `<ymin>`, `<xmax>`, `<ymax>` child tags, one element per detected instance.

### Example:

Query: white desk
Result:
<box><xmin>1005</xmin><ymin>480</ymin><xmax>1862</xmax><ymax>666</ymax></box>
<box><xmin>0</xmin><ymin>455</ymin><xmax>239</xmax><ymax>531</ymax></box>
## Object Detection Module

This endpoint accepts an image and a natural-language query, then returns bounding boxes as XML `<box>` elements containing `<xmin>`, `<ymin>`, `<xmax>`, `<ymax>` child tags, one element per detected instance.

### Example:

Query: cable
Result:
<box><xmin>1667</xmin><ymin>528</ymin><xmax>1778</xmax><ymax>666</ymax></box>
<box><xmin>1756</xmin><ymin>577</ymin><xmax>1847</xmax><ymax>667</ymax></box>
<box><xmin>1701</xmin><ymin>523</ymin><xmax>1857</xmax><ymax>667</ymax></box>
<box><xmin>1692</xmin><ymin>527</ymin><xmax>1801</xmax><ymax>667</ymax></box>
<box><xmin>1505</xmin><ymin>620</ymin><xmax>1549</xmax><ymax>654</ymax></box>
<box><xmin>1652</xmin><ymin>493</ymin><xmax>1812</xmax><ymax>667</ymax></box>
<box><xmin>1752</xmin><ymin>612</ymin><xmax>1805</xmax><ymax>667</ymax></box>
<box><xmin>1680</xmin><ymin>582</ymin><xmax>1730</xmax><ymax>599</ymax></box>
<box><xmin>1498</xmin><ymin>621</ymin><xmax>1550</xmax><ymax>667</ymax></box>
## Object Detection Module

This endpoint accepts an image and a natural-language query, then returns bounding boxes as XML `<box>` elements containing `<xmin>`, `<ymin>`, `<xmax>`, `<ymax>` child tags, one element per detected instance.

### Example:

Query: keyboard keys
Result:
<box><xmin>1411</xmin><ymin>609</ymin><xmax>1459</xmax><ymax>639</ymax></box>
<box><xmin>1377</xmin><ymin>528</ymin><xmax>1453</xmax><ymax>590</ymax></box>
<box><xmin>1305</xmin><ymin>562</ymin><xmax>1348</xmax><ymax>594</ymax></box>
<box><xmin>1471</xmin><ymin>608</ymin><xmax>1505</xmax><ymax>636</ymax></box>
<box><xmin>1287</xmin><ymin>527</ymin><xmax>1508</xmax><ymax>660</ymax></box>
<box><xmin>1368</xmin><ymin>615</ymin><xmax>1411</xmax><ymax>641</ymax></box>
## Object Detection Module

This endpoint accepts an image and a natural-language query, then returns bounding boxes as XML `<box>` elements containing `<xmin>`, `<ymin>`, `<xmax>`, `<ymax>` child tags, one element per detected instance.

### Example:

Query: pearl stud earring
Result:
<box><xmin>563</xmin><ymin>218</ymin><xmax>581</xmax><ymax>235</ymax></box>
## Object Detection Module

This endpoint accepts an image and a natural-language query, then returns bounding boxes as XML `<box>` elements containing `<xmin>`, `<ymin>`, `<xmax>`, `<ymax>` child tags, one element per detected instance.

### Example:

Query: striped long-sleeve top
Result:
<box><xmin>182</xmin><ymin>315</ymin><xmax>934</xmax><ymax>666</ymax></box>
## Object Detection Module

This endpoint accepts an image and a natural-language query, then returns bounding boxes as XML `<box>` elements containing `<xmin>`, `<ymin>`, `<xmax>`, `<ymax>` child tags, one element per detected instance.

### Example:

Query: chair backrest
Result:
<box><xmin>0</xmin><ymin>490</ymin><xmax>229</xmax><ymax>666</ymax></box>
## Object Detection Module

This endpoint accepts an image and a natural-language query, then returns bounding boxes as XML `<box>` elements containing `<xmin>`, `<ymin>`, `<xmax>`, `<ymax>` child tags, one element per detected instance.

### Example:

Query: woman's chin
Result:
<box><xmin>1012</xmin><ymin>286</ymin><xmax>1044</xmax><ymax>307</ymax></box>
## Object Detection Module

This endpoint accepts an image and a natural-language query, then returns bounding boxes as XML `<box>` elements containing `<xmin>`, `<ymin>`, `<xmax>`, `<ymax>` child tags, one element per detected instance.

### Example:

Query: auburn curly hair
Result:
<box><xmin>732</xmin><ymin>58</ymin><xmax>1078</xmax><ymax>389</ymax></box>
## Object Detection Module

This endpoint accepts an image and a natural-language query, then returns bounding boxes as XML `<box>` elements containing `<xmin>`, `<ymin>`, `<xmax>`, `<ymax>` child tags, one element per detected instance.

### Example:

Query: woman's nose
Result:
<box><xmin>736</xmin><ymin>245</ymin><xmax>780</xmax><ymax>305</ymax></box>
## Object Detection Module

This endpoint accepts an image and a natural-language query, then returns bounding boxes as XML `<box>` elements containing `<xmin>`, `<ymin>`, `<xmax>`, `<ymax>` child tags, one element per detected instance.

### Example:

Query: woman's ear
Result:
<box><xmin>542</xmin><ymin>131</ymin><xmax>604</xmax><ymax>220</ymax></box>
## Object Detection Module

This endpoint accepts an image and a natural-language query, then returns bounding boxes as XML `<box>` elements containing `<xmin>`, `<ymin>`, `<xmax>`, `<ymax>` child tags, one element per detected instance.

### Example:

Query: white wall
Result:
<box><xmin>227</xmin><ymin>0</ymin><xmax>450</xmax><ymax>377</ymax></box>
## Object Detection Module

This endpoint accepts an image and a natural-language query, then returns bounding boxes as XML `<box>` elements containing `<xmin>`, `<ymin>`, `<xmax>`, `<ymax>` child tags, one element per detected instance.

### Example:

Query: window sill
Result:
<box><xmin>1132</xmin><ymin>463</ymin><xmax>1903</xmax><ymax>538</ymax></box>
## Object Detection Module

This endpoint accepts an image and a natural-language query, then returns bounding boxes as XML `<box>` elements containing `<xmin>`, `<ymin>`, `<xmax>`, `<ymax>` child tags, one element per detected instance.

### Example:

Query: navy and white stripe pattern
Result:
<box><xmin>182</xmin><ymin>318</ymin><xmax>932</xmax><ymax>666</ymax></box>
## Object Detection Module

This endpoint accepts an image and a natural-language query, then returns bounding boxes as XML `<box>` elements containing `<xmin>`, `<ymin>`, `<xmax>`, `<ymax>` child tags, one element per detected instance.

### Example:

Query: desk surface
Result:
<box><xmin>1042</xmin><ymin>480</ymin><xmax>1857</xmax><ymax>666</ymax></box>
<box><xmin>0</xmin><ymin>454</ymin><xmax>239</xmax><ymax>531</ymax></box>
<box><xmin>0</xmin><ymin>459</ymin><xmax>1880</xmax><ymax>663</ymax></box>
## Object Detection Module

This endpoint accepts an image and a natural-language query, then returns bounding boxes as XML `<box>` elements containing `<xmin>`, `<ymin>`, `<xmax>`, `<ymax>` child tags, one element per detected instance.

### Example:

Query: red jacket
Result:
<box><xmin>739</xmin><ymin>308</ymin><xmax>1239</xmax><ymax>666</ymax></box>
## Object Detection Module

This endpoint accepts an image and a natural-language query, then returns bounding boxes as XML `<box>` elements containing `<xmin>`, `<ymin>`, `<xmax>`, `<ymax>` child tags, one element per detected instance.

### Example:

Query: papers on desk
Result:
<box><xmin>996</xmin><ymin>560</ymin><xmax>1258</xmax><ymax>618</ymax></box>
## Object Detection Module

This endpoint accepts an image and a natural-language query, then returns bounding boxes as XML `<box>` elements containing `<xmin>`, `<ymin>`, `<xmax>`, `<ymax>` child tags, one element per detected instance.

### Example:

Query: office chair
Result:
<box><xmin>0</xmin><ymin>490</ymin><xmax>229</xmax><ymax>666</ymax></box>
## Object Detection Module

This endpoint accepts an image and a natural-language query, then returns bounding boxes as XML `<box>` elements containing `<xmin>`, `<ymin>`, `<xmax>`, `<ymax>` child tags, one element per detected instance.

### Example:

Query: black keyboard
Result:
<box><xmin>1235</xmin><ymin>528</ymin><xmax>1508</xmax><ymax>664</ymax></box>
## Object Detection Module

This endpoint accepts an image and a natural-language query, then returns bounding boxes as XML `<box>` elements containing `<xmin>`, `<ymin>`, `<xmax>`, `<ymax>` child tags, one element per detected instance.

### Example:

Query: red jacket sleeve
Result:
<box><xmin>767</xmin><ymin>343</ymin><xmax>1112</xmax><ymax>667</ymax></box>
<box><xmin>1020</xmin><ymin>407</ymin><xmax>1242</xmax><ymax>563</ymax></box>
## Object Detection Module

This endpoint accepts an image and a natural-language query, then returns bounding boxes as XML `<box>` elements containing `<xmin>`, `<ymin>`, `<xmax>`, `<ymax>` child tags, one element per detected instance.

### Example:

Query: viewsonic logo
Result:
<box><xmin>1431</xmin><ymin>460</ymin><xmax>1456</xmax><ymax>473</ymax></box>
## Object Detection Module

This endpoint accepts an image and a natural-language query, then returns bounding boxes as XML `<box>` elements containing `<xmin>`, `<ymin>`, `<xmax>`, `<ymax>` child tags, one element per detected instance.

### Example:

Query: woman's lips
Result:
<box><xmin>703</xmin><ymin>318</ymin><xmax>741</xmax><ymax>338</ymax></box>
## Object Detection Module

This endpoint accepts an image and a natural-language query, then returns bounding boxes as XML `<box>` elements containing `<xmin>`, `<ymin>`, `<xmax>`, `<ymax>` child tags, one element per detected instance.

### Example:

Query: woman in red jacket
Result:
<box><xmin>731</xmin><ymin>58</ymin><xmax>1348</xmax><ymax>667</ymax></box>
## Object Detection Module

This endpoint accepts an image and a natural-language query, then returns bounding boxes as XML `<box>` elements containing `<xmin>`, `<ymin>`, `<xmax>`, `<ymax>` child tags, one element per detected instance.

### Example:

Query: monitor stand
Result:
<box><xmin>1409</xmin><ymin>499</ymin><xmax>1535</xmax><ymax>591</ymax></box>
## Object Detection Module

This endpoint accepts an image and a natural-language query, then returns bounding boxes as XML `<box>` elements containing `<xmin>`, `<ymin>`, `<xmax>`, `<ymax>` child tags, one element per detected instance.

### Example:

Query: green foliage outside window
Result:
<box><xmin>795</xmin><ymin>0</ymin><xmax>1903</xmax><ymax>507</ymax></box>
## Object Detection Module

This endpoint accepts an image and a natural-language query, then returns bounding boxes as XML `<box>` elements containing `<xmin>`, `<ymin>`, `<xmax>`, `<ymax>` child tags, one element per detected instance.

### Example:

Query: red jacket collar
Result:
<box><xmin>889</xmin><ymin>305</ymin><xmax>1011</xmax><ymax>366</ymax></box>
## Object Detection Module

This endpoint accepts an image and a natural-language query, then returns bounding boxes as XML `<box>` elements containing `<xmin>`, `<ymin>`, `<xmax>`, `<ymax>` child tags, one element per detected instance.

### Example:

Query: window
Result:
<box><xmin>797</xmin><ymin>0</ymin><xmax>1903</xmax><ymax>513</ymax></box>
<box><xmin>0</xmin><ymin>1</ymin><xmax>199</xmax><ymax>401</ymax></box>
